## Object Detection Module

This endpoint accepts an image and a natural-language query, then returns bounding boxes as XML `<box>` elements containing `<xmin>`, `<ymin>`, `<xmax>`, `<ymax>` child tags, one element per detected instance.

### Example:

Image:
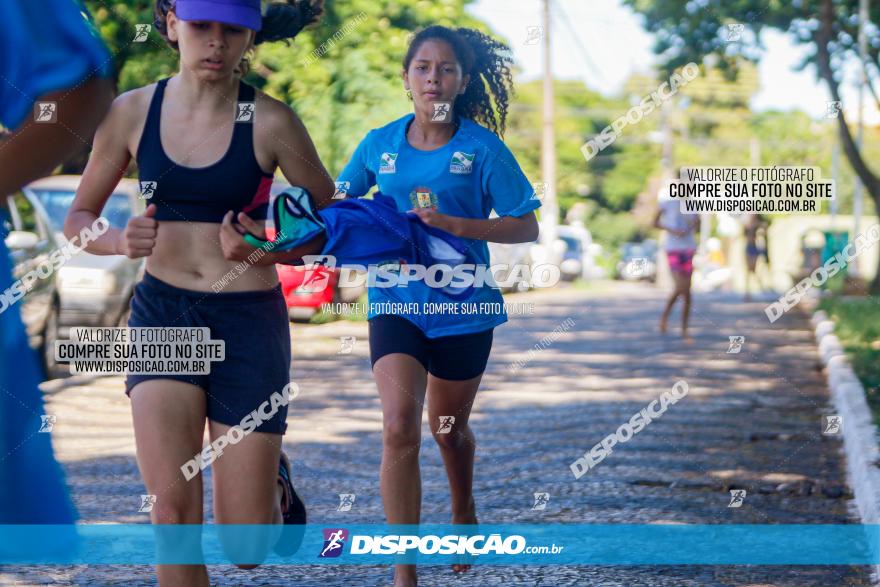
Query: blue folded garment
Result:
<box><xmin>243</xmin><ymin>186</ymin><xmax>326</xmax><ymax>252</ymax></box>
<box><xmin>245</xmin><ymin>188</ymin><xmax>471</xmax><ymax>269</ymax></box>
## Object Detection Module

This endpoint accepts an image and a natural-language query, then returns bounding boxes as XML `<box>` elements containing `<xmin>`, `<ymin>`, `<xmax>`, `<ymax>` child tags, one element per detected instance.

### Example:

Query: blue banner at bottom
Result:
<box><xmin>1</xmin><ymin>524</ymin><xmax>879</xmax><ymax>565</ymax></box>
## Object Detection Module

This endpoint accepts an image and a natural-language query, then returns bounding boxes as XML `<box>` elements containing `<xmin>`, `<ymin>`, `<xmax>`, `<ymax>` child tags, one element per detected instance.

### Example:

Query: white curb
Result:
<box><xmin>811</xmin><ymin>308</ymin><xmax>880</xmax><ymax>582</ymax></box>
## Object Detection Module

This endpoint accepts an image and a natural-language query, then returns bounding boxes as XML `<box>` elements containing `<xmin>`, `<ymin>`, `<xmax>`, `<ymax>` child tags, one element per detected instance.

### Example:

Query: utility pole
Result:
<box><xmin>661</xmin><ymin>104</ymin><xmax>673</xmax><ymax>172</ymax></box>
<box><xmin>540</xmin><ymin>0</ymin><xmax>559</xmax><ymax>256</ymax></box>
<box><xmin>831</xmin><ymin>139</ymin><xmax>840</xmax><ymax>222</ymax></box>
<box><xmin>749</xmin><ymin>137</ymin><xmax>760</xmax><ymax>167</ymax></box>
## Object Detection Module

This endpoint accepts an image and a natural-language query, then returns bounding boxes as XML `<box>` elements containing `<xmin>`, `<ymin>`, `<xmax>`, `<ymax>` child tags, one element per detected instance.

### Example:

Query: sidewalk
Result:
<box><xmin>1</xmin><ymin>282</ymin><xmax>872</xmax><ymax>586</ymax></box>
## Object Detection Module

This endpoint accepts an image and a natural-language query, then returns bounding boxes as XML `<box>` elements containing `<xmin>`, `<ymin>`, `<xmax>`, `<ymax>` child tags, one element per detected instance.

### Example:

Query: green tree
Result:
<box><xmin>505</xmin><ymin>78</ymin><xmax>657</xmax><ymax>250</ymax></box>
<box><xmin>624</xmin><ymin>0</ymin><xmax>880</xmax><ymax>292</ymax></box>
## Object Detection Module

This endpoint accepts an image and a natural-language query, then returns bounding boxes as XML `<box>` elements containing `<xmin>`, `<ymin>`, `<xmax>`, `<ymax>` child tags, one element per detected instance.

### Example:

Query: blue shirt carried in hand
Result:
<box><xmin>337</xmin><ymin>113</ymin><xmax>540</xmax><ymax>338</ymax></box>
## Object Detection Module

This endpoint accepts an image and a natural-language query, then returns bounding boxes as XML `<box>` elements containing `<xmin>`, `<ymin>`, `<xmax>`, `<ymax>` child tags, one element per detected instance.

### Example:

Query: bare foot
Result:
<box><xmin>392</xmin><ymin>565</ymin><xmax>417</xmax><ymax>587</ymax></box>
<box><xmin>452</xmin><ymin>499</ymin><xmax>478</xmax><ymax>573</ymax></box>
<box><xmin>659</xmin><ymin>319</ymin><xmax>668</xmax><ymax>334</ymax></box>
<box><xmin>682</xmin><ymin>332</ymin><xmax>694</xmax><ymax>344</ymax></box>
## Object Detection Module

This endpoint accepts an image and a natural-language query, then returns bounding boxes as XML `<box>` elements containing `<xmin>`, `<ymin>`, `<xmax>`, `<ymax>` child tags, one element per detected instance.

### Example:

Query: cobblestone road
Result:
<box><xmin>1</xmin><ymin>282</ymin><xmax>873</xmax><ymax>586</ymax></box>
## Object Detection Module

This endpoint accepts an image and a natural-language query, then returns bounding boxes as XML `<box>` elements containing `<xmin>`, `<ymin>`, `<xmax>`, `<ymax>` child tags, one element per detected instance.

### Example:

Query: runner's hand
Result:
<box><xmin>409</xmin><ymin>207</ymin><xmax>458</xmax><ymax>234</ymax></box>
<box><xmin>219</xmin><ymin>210</ymin><xmax>261</xmax><ymax>262</ymax></box>
<box><xmin>117</xmin><ymin>203</ymin><xmax>157</xmax><ymax>258</ymax></box>
<box><xmin>236</xmin><ymin>211</ymin><xmax>267</xmax><ymax>241</ymax></box>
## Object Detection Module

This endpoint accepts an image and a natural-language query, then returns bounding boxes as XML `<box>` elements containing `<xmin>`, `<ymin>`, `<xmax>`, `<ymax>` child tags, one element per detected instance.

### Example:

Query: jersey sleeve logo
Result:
<box><xmin>379</xmin><ymin>152</ymin><xmax>398</xmax><ymax>174</ymax></box>
<box><xmin>450</xmin><ymin>151</ymin><xmax>475</xmax><ymax>174</ymax></box>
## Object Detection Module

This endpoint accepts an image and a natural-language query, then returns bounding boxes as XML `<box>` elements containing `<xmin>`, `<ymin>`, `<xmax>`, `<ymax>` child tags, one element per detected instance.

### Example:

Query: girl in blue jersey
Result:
<box><xmin>64</xmin><ymin>1</ymin><xmax>333</xmax><ymax>584</ymax></box>
<box><xmin>337</xmin><ymin>25</ymin><xmax>540</xmax><ymax>587</ymax></box>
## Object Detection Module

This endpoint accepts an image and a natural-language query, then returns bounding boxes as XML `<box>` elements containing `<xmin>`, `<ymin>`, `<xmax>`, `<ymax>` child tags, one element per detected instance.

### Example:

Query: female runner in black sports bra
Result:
<box><xmin>64</xmin><ymin>1</ymin><xmax>332</xmax><ymax>584</ymax></box>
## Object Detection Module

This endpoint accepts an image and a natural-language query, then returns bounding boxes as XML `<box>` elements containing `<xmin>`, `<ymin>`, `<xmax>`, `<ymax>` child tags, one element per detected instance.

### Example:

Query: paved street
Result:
<box><xmin>1</xmin><ymin>281</ymin><xmax>873</xmax><ymax>586</ymax></box>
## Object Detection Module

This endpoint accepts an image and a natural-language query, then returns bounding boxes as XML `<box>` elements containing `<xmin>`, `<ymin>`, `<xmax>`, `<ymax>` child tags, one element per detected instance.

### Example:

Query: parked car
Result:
<box><xmin>555</xmin><ymin>225</ymin><xmax>586</xmax><ymax>281</ymax></box>
<box><xmin>269</xmin><ymin>181</ymin><xmax>364</xmax><ymax>320</ymax></box>
<box><xmin>556</xmin><ymin>224</ymin><xmax>604</xmax><ymax>282</ymax></box>
<box><xmin>278</xmin><ymin>262</ymin><xmax>341</xmax><ymax>320</ymax></box>
<box><xmin>615</xmin><ymin>240</ymin><xmax>658</xmax><ymax>282</ymax></box>
<box><xmin>3</xmin><ymin>189</ymin><xmax>63</xmax><ymax>377</ymax></box>
<box><xmin>24</xmin><ymin>176</ymin><xmax>144</xmax><ymax>334</ymax></box>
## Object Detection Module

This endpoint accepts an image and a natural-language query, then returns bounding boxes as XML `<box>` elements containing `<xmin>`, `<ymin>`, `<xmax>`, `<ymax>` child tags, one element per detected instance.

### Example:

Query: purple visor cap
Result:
<box><xmin>175</xmin><ymin>0</ymin><xmax>263</xmax><ymax>32</ymax></box>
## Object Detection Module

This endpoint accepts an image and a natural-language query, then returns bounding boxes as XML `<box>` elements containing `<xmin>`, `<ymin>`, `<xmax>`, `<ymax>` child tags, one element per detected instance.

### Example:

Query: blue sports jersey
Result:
<box><xmin>0</xmin><ymin>210</ymin><xmax>77</xmax><ymax>526</ymax></box>
<box><xmin>337</xmin><ymin>113</ymin><xmax>540</xmax><ymax>338</ymax></box>
<box><xmin>0</xmin><ymin>0</ymin><xmax>107</xmax><ymax>531</ymax></box>
<box><xmin>0</xmin><ymin>0</ymin><xmax>111</xmax><ymax>130</ymax></box>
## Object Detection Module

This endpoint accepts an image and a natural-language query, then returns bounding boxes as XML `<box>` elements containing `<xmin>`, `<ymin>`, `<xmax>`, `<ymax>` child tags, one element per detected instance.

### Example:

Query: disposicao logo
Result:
<box><xmin>319</xmin><ymin>528</ymin><xmax>348</xmax><ymax>558</ymax></box>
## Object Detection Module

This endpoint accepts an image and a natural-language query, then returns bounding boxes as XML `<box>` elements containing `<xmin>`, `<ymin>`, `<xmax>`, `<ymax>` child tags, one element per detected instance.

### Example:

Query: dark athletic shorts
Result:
<box><xmin>125</xmin><ymin>272</ymin><xmax>291</xmax><ymax>435</ymax></box>
<box><xmin>368</xmin><ymin>314</ymin><xmax>493</xmax><ymax>381</ymax></box>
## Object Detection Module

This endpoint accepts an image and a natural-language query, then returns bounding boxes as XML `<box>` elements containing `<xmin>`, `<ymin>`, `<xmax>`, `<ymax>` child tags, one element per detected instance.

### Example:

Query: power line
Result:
<box><xmin>550</xmin><ymin>0</ymin><xmax>607</xmax><ymax>86</ymax></box>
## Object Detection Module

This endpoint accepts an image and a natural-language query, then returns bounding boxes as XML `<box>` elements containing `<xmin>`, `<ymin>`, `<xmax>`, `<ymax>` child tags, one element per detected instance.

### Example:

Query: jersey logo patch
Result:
<box><xmin>379</xmin><ymin>152</ymin><xmax>398</xmax><ymax>174</ymax></box>
<box><xmin>450</xmin><ymin>151</ymin><xmax>475</xmax><ymax>174</ymax></box>
<box><xmin>409</xmin><ymin>186</ymin><xmax>438</xmax><ymax>209</ymax></box>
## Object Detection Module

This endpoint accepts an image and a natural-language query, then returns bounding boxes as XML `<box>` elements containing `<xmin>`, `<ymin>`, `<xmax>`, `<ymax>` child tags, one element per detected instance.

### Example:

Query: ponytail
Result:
<box><xmin>255</xmin><ymin>0</ymin><xmax>324</xmax><ymax>45</ymax></box>
<box><xmin>154</xmin><ymin>0</ymin><xmax>323</xmax><ymax>48</ymax></box>
<box><xmin>403</xmin><ymin>25</ymin><xmax>514</xmax><ymax>137</ymax></box>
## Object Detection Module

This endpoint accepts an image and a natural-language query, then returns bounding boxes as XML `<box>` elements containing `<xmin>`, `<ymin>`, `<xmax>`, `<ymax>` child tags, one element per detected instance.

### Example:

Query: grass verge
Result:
<box><xmin>818</xmin><ymin>296</ymin><xmax>880</xmax><ymax>420</ymax></box>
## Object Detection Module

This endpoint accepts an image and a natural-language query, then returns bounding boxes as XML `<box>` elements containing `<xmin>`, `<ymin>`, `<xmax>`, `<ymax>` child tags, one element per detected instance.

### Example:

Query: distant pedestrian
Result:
<box><xmin>654</xmin><ymin>186</ymin><xmax>700</xmax><ymax>342</ymax></box>
<box><xmin>743</xmin><ymin>213</ymin><xmax>770</xmax><ymax>301</ymax></box>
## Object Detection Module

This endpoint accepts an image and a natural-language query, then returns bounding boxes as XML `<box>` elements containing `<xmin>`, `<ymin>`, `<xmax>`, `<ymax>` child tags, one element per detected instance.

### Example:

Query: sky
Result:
<box><xmin>469</xmin><ymin>0</ymin><xmax>878</xmax><ymax>123</ymax></box>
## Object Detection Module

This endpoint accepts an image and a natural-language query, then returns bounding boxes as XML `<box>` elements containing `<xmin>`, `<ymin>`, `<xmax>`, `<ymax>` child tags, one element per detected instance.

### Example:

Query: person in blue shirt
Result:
<box><xmin>0</xmin><ymin>0</ymin><xmax>114</xmax><ymax>195</ymax></box>
<box><xmin>0</xmin><ymin>0</ymin><xmax>113</xmax><ymax>534</ymax></box>
<box><xmin>336</xmin><ymin>25</ymin><xmax>540</xmax><ymax>587</ymax></box>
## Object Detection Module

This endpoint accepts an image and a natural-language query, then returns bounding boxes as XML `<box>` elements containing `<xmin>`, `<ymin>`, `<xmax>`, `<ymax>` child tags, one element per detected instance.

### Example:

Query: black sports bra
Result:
<box><xmin>136</xmin><ymin>77</ymin><xmax>272</xmax><ymax>222</ymax></box>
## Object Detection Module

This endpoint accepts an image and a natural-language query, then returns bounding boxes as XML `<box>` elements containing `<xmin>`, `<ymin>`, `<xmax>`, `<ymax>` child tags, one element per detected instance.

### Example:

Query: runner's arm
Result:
<box><xmin>64</xmin><ymin>91</ymin><xmax>138</xmax><ymax>255</ymax></box>
<box><xmin>230</xmin><ymin>97</ymin><xmax>335</xmax><ymax>265</ymax></box>
<box><xmin>410</xmin><ymin>208</ymin><xmax>539</xmax><ymax>243</ymax></box>
<box><xmin>653</xmin><ymin>207</ymin><xmax>690</xmax><ymax>237</ymax></box>
<box><xmin>260</xmin><ymin>97</ymin><xmax>335</xmax><ymax>210</ymax></box>
<box><xmin>0</xmin><ymin>76</ymin><xmax>113</xmax><ymax>197</ymax></box>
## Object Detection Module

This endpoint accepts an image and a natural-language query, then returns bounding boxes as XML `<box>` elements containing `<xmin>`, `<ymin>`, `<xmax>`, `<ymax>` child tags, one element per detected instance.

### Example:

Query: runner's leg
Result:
<box><xmin>130</xmin><ymin>380</ymin><xmax>208</xmax><ymax>587</ymax></box>
<box><xmin>427</xmin><ymin>372</ymin><xmax>482</xmax><ymax>572</ymax></box>
<box><xmin>374</xmin><ymin>353</ymin><xmax>428</xmax><ymax>587</ymax></box>
<box><xmin>660</xmin><ymin>291</ymin><xmax>678</xmax><ymax>334</ymax></box>
<box><xmin>660</xmin><ymin>252</ymin><xmax>681</xmax><ymax>334</ymax></box>
<box><xmin>745</xmin><ymin>254</ymin><xmax>757</xmax><ymax>301</ymax></box>
<box><xmin>676</xmin><ymin>271</ymin><xmax>694</xmax><ymax>341</ymax></box>
<box><xmin>209</xmin><ymin>420</ymin><xmax>283</xmax><ymax>568</ymax></box>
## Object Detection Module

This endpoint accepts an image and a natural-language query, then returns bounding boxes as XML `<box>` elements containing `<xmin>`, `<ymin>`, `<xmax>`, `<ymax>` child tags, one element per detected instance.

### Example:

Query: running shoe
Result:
<box><xmin>273</xmin><ymin>450</ymin><xmax>307</xmax><ymax>557</ymax></box>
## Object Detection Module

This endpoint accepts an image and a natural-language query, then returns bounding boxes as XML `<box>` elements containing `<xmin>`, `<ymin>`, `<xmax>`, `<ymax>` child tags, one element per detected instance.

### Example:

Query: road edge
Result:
<box><xmin>810</xmin><ymin>308</ymin><xmax>880</xmax><ymax>584</ymax></box>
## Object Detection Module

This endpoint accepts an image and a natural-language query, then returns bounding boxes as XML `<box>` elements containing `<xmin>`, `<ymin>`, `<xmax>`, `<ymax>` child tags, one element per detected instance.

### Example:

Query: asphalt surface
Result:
<box><xmin>0</xmin><ymin>281</ymin><xmax>872</xmax><ymax>586</ymax></box>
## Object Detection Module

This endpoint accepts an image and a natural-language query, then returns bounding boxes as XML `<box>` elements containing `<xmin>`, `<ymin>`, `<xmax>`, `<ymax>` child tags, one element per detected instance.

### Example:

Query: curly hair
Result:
<box><xmin>403</xmin><ymin>25</ymin><xmax>514</xmax><ymax>138</ymax></box>
<box><xmin>154</xmin><ymin>0</ymin><xmax>323</xmax><ymax>73</ymax></box>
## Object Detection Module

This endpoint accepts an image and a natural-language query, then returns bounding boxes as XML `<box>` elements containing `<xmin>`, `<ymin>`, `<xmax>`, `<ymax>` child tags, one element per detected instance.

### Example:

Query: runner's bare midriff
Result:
<box><xmin>145</xmin><ymin>220</ymin><xmax>279</xmax><ymax>292</ymax></box>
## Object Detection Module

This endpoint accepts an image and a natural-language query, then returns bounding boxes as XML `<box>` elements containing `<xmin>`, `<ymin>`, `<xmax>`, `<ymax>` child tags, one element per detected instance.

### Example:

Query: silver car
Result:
<box><xmin>24</xmin><ymin>176</ymin><xmax>144</xmax><ymax>335</ymax></box>
<box><xmin>4</xmin><ymin>189</ymin><xmax>62</xmax><ymax>377</ymax></box>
